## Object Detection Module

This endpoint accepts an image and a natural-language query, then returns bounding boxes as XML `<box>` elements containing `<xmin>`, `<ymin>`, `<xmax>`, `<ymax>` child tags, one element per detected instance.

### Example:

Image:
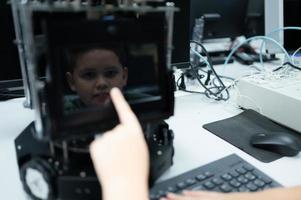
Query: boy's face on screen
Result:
<box><xmin>66</xmin><ymin>49</ymin><xmax>128</xmax><ymax>107</ymax></box>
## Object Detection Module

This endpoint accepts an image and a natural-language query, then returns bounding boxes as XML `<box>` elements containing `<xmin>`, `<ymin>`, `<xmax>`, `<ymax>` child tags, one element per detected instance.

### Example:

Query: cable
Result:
<box><xmin>259</xmin><ymin>26</ymin><xmax>301</xmax><ymax>66</ymax></box>
<box><xmin>292</xmin><ymin>46</ymin><xmax>301</xmax><ymax>65</ymax></box>
<box><xmin>190</xmin><ymin>50</ymin><xmax>228</xmax><ymax>100</ymax></box>
<box><xmin>190</xmin><ymin>40</ymin><xmax>229</xmax><ymax>101</ymax></box>
<box><xmin>176</xmin><ymin>69</ymin><xmax>205</xmax><ymax>95</ymax></box>
<box><xmin>176</xmin><ymin>73</ymin><xmax>186</xmax><ymax>90</ymax></box>
<box><xmin>211</xmin><ymin>76</ymin><xmax>235</xmax><ymax>89</ymax></box>
<box><xmin>190</xmin><ymin>41</ymin><xmax>215</xmax><ymax>70</ymax></box>
<box><xmin>224</xmin><ymin>35</ymin><xmax>291</xmax><ymax>72</ymax></box>
<box><xmin>266</xmin><ymin>26</ymin><xmax>301</xmax><ymax>37</ymax></box>
<box><xmin>273</xmin><ymin>62</ymin><xmax>301</xmax><ymax>72</ymax></box>
<box><xmin>203</xmin><ymin>70</ymin><xmax>212</xmax><ymax>85</ymax></box>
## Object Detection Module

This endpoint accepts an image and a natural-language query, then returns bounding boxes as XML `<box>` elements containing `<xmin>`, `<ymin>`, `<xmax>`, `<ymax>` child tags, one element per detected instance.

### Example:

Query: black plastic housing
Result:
<box><xmin>35</xmin><ymin>12</ymin><xmax>174</xmax><ymax>140</ymax></box>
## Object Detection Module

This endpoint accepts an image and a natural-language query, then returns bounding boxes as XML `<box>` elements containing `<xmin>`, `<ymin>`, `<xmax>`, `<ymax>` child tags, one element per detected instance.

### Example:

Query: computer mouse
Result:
<box><xmin>250</xmin><ymin>133</ymin><xmax>301</xmax><ymax>157</ymax></box>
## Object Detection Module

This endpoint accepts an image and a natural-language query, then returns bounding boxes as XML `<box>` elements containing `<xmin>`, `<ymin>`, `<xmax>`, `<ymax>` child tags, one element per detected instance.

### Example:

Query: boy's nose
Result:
<box><xmin>95</xmin><ymin>76</ymin><xmax>109</xmax><ymax>90</ymax></box>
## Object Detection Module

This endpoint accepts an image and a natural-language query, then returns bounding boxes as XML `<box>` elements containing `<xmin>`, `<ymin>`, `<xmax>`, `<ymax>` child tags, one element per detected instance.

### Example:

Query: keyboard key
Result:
<box><xmin>254</xmin><ymin>179</ymin><xmax>265</xmax><ymax>187</ymax></box>
<box><xmin>204</xmin><ymin>171</ymin><xmax>213</xmax><ymax>178</ymax></box>
<box><xmin>238</xmin><ymin>186</ymin><xmax>250</xmax><ymax>192</ymax></box>
<box><xmin>185</xmin><ymin>178</ymin><xmax>197</xmax><ymax>186</ymax></box>
<box><xmin>149</xmin><ymin>194</ymin><xmax>157</xmax><ymax>200</ymax></box>
<box><xmin>220</xmin><ymin>184</ymin><xmax>233</xmax><ymax>193</ymax></box>
<box><xmin>260</xmin><ymin>177</ymin><xmax>273</xmax><ymax>184</ymax></box>
<box><xmin>203</xmin><ymin>181</ymin><xmax>215</xmax><ymax>190</ymax></box>
<box><xmin>243</xmin><ymin>165</ymin><xmax>254</xmax><ymax>171</ymax></box>
<box><xmin>236</xmin><ymin>167</ymin><xmax>247</xmax><ymax>174</ymax></box>
<box><xmin>166</xmin><ymin>186</ymin><xmax>176</xmax><ymax>192</ymax></box>
<box><xmin>237</xmin><ymin>176</ymin><xmax>249</xmax><ymax>184</ymax></box>
<box><xmin>191</xmin><ymin>185</ymin><xmax>205</xmax><ymax>191</ymax></box>
<box><xmin>229</xmin><ymin>171</ymin><xmax>239</xmax><ymax>177</ymax></box>
<box><xmin>245</xmin><ymin>172</ymin><xmax>256</xmax><ymax>181</ymax></box>
<box><xmin>176</xmin><ymin>182</ymin><xmax>187</xmax><ymax>189</ymax></box>
<box><xmin>229</xmin><ymin>179</ymin><xmax>241</xmax><ymax>188</ymax></box>
<box><xmin>246</xmin><ymin>182</ymin><xmax>258</xmax><ymax>191</ymax></box>
<box><xmin>211</xmin><ymin>178</ymin><xmax>223</xmax><ymax>185</ymax></box>
<box><xmin>157</xmin><ymin>190</ymin><xmax>167</xmax><ymax>197</ymax></box>
<box><xmin>221</xmin><ymin>173</ymin><xmax>232</xmax><ymax>181</ymax></box>
<box><xmin>196</xmin><ymin>174</ymin><xmax>207</xmax><ymax>181</ymax></box>
<box><xmin>150</xmin><ymin>193</ymin><xmax>161</xmax><ymax>200</ymax></box>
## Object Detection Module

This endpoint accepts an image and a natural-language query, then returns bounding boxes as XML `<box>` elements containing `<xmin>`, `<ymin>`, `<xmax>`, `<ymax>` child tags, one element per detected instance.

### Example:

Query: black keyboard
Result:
<box><xmin>150</xmin><ymin>154</ymin><xmax>281</xmax><ymax>200</ymax></box>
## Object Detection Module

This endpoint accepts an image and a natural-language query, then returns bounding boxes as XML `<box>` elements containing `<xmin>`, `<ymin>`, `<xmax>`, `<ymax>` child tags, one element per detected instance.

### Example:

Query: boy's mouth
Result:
<box><xmin>92</xmin><ymin>93</ymin><xmax>110</xmax><ymax>105</ymax></box>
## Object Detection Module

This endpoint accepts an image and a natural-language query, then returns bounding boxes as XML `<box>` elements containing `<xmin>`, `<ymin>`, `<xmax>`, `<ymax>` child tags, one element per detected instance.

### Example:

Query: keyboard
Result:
<box><xmin>150</xmin><ymin>154</ymin><xmax>281</xmax><ymax>200</ymax></box>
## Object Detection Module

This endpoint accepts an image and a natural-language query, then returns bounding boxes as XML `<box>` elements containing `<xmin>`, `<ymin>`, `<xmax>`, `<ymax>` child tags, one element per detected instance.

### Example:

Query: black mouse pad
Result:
<box><xmin>203</xmin><ymin>109</ymin><xmax>301</xmax><ymax>163</ymax></box>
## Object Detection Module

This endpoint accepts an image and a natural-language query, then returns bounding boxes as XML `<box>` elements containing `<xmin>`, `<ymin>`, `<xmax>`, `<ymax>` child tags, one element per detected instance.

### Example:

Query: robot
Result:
<box><xmin>11</xmin><ymin>0</ymin><xmax>177</xmax><ymax>199</ymax></box>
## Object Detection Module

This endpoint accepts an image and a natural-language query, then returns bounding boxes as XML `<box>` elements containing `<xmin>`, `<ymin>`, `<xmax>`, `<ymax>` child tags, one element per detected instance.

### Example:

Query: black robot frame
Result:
<box><xmin>13</xmin><ymin>6</ymin><xmax>176</xmax><ymax>200</ymax></box>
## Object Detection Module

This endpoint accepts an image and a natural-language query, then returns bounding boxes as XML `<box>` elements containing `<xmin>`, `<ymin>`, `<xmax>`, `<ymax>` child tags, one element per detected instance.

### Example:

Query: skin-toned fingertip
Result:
<box><xmin>88</xmin><ymin>143</ymin><xmax>97</xmax><ymax>163</ymax></box>
<box><xmin>166</xmin><ymin>193</ymin><xmax>178</xmax><ymax>198</ymax></box>
<box><xmin>109</xmin><ymin>87</ymin><xmax>139</xmax><ymax>126</ymax></box>
<box><xmin>89</xmin><ymin>140</ymin><xmax>95</xmax><ymax>153</ymax></box>
<box><xmin>110</xmin><ymin>87</ymin><xmax>121</xmax><ymax>96</ymax></box>
<box><xmin>89</xmin><ymin>139</ymin><xmax>99</xmax><ymax>156</ymax></box>
<box><xmin>182</xmin><ymin>190</ymin><xmax>196</xmax><ymax>194</ymax></box>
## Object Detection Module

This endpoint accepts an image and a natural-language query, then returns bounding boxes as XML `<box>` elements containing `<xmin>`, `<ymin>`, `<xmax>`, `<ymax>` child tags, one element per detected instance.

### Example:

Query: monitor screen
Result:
<box><xmin>42</xmin><ymin>15</ymin><xmax>174</xmax><ymax>139</ymax></box>
<box><xmin>245</xmin><ymin>0</ymin><xmax>265</xmax><ymax>37</ymax></box>
<box><xmin>190</xmin><ymin>0</ymin><xmax>249</xmax><ymax>40</ymax></box>
<box><xmin>284</xmin><ymin>0</ymin><xmax>301</xmax><ymax>52</ymax></box>
<box><xmin>0</xmin><ymin>2</ymin><xmax>25</xmax><ymax>100</ymax></box>
<box><xmin>170</xmin><ymin>0</ymin><xmax>191</xmax><ymax>68</ymax></box>
<box><xmin>149</xmin><ymin>0</ymin><xmax>191</xmax><ymax>69</ymax></box>
<box><xmin>0</xmin><ymin>2</ymin><xmax>22</xmax><ymax>82</ymax></box>
<box><xmin>62</xmin><ymin>43</ymin><xmax>161</xmax><ymax>116</ymax></box>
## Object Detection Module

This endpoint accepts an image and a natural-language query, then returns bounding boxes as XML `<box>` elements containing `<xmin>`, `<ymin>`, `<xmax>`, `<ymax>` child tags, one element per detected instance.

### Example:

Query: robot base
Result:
<box><xmin>15</xmin><ymin>122</ymin><xmax>174</xmax><ymax>200</ymax></box>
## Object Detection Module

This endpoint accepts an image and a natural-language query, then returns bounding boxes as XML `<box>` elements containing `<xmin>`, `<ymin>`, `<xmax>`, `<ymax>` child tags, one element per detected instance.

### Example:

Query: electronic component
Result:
<box><xmin>190</xmin><ymin>0</ymin><xmax>249</xmax><ymax>40</ymax></box>
<box><xmin>234</xmin><ymin>52</ymin><xmax>254</xmax><ymax>65</ymax></box>
<box><xmin>237</xmin><ymin>72</ymin><xmax>301</xmax><ymax>133</ymax></box>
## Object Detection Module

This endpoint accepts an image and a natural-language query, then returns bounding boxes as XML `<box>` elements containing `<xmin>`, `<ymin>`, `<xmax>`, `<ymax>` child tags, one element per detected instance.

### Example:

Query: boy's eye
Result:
<box><xmin>104</xmin><ymin>70</ymin><xmax>118</xmax><ymax>78</ymax></box>
<box><xmin>81</xmin><ymin>71</ymin><xmax>97</xmax><ymax>80</ymax></box>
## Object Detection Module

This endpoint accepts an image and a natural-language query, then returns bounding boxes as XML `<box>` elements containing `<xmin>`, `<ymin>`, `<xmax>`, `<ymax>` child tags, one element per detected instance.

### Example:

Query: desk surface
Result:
<box><xmin>1</xmin><ymin>63</ymin><xmax>301</xmax><ymax>199</ymax></box>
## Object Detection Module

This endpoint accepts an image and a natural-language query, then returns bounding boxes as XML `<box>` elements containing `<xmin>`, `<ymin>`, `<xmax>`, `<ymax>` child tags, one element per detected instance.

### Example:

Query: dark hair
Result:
<box><xmin>64</xmin><ymin>44</ymin><xmax>126</xmax><ymax>72</ymax></box>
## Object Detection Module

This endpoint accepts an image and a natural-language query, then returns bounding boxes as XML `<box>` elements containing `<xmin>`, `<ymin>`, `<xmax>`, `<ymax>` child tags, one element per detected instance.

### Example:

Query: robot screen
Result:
<box><xmin>62</xmin><ymin>43</ymin><xmax>160</xmax><ymax>115</ymax></box>
<box><xmin>42</xmin><ymin>16</ymin><xmax>174</xmax><ymax>140</ymax></box>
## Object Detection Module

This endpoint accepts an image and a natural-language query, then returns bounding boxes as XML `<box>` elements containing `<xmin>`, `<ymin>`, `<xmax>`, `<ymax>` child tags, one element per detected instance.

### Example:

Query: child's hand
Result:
<box><xmin>90</xmin><ymin>87</ymin><xmax>149</xmax><ymax>200</ymax></box>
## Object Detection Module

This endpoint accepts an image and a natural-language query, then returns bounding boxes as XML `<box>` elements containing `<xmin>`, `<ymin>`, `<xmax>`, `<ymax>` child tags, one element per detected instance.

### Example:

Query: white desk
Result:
<box><xmin>0</xmin><ymin>98</ymin><xmax>34</xmax><ymax>199</ymax></box>
<box><xmin>161</xmin><ymin>61</ymin><xmax>301</xmax><ymax>186</ymax></box>
<box><xmin>1</xmin><ymin>64</ymin><xmax>301</xmax><ymax>199</ymax></box>
<box><xmin>161</xmin><ymin>93</ymin><xmax>301</xmax><ymax>188</ymax></box>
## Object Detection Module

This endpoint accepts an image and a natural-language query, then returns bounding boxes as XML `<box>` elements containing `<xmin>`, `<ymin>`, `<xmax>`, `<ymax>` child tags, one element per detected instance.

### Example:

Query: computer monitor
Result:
<box><xmin>189</xmin><ymin>0</ymin><xmax>249</xmax><ymax>40</ymax></box>
<box><xmin>150</xmin><ymin>0</ymin><xmax>190</xmax><ymax>69</ymax></box>
<box><xmin>245</xmin><ymin>0</ymin><xmax>265</xmax><ymax>37</ymax></box>
<box><xmin>284</xmin><ymin>0</ymin><xmax>301</xmax><ymax>53</ymax></box>
<box><xmin>0</xmin><ymin>2</ymin><xmax>23</xmax><ymax>91</ymax></box>
<box><xmin>170</xmin><ymin>0</ymin><xmax>190</xmax><ymax>69</ymax></box>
